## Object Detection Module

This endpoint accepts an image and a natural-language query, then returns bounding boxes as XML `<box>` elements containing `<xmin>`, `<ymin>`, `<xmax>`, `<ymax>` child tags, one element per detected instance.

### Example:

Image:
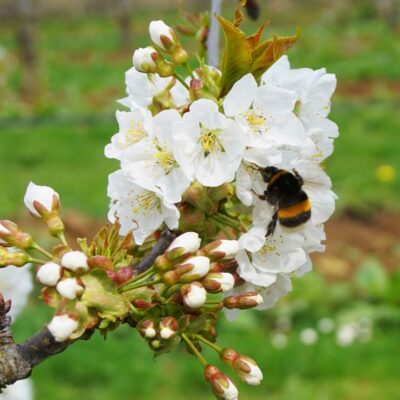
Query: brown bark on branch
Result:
<box><xmin>0</xmin><ymin>230</ymin><xmax>176</xmax><ymax>389</ymax></box>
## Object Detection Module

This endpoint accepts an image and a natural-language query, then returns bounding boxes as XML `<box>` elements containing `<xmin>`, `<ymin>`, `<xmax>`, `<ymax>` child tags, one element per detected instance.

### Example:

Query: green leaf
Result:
<box><xmin>217</xmin><ymin>15</ymin><xmax>252</xmax><ymax>97</ymax></box>
<box><xmin>251</xmin><ymin>33</ymin><xmax>299</xmax><ymax>79</ymax></box>
<box><xmin>81</xmin><ymin>269</ymin><xmax>131</xmax><ymax>323</ymax></box>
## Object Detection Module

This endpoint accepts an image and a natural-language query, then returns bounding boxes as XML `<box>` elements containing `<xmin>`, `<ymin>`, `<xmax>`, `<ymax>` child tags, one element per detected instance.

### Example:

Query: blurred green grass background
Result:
<box><xmin>1</xmin><ymin>0</ymin><xmax>400</xmax><ymax>399</ymax></box>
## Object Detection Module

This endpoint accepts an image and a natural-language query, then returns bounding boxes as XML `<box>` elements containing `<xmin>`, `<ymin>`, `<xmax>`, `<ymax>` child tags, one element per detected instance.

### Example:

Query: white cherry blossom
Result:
<box><xmin>107</xmin><ymin>169</ymin><xmax>179</xmax><ymax>244</ymax></box>
<box><xmin>174</xmin><ymin>99</ymin><xmax>246</xmax><ymax>187</ymax></box>
<box><xmin>121</xmin><ymin>109</ymin><xmax>190</xmax><ymax>203</ymax></box>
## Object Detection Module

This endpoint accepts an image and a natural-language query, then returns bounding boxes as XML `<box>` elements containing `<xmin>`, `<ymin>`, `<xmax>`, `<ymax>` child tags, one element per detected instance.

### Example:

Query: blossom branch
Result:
<box><xmin>133</xmin><ymin>229</ymin><xmax>177</xmax><ymax>274</ymax></box>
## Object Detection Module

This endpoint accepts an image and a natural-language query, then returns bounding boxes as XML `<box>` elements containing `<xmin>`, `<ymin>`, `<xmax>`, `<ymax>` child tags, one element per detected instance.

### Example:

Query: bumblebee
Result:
<box><xmin>255</xmin><ymin>166</ymin><xmax>311</xmax><ymax>236</ymax></box>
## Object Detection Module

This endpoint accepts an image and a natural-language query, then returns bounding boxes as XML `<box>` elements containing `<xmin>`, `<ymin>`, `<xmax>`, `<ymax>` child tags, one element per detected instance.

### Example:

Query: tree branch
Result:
<box><xmin>133</xmin><ymin>229</ymin><xmax>177</xmax><ymax>275</ymax></box>
<box><xmin>0</xmin><ymin>230</ymin><xmax>177</xmax><ymax>389</ymax></box>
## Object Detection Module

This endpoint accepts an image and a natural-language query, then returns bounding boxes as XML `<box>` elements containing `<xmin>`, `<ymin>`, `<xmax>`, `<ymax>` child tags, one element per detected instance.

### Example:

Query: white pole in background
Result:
<box><xmin>207</xmin><ymin>0</ymin><xmax>222</xmax><ymax>67</ymax></box>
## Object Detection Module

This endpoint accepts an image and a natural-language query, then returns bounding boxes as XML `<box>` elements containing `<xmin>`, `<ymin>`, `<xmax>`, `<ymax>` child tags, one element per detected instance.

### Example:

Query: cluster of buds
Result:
<box><xmin>132</xmin><ymin>20</ymin><xmax>188</xmax><ymax>77</ymax></box>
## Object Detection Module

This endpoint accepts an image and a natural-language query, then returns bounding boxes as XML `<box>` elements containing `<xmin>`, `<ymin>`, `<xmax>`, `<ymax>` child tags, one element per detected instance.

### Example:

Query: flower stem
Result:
<box><xmin>174</xmin><ymin>73</ymin><xmax>190</xmax><ymax>89</ymax></box>
<box><xmin>122</xmin><ymin>266</ymin><xmax>155</xmax><ymax>287</ymax></box>
<box><xmin>181</xmin><ymin>333</ymin><xmax>207</xmax><ymax>367</ymax></box>
<box><xmin>215</xmin><ymin>213</ymin><xmax>240</xmax><ymax>228</ymax></box>
<box><xmin>57</xmin><ymin>232</ymin><xmax>68</xmax><ymax>246</ymax></box>
<box><xmin>31</xmin><ymin>243</ymin><xmax>52</xmax><ymax>259</ymax></box>
<box><xmin>184</xmin><ymin>62</ymin><xmax>195</xmax><ymax>79</ymax></box>
<box><xmin>30</xmin><ymin>258</ymin><xmax>49</xmax><ymax>265</ymax></box>
<box><xmin>195</xmin><ymin>334</ymin><xmax>222</xmax><ymax>354</ymax></box>
<box><xmin>119</xmin><ymin>278</ymin><xmax>162</xmax><ymax>293</ymax></box>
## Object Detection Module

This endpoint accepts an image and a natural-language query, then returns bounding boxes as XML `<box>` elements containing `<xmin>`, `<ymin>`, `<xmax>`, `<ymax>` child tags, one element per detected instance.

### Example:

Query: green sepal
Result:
<box><xmin>153</xmin><ymin>336</ymin><xmax>181</xmax><ymax>359</ymax></box>
<box><xmin>81</xmin><ymin>269</ymin><xmax>131</xmax><ymax>323</ymax></box>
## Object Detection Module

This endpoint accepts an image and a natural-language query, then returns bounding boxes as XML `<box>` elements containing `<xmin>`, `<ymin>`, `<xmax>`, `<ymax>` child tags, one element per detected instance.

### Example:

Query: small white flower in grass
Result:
<box><xmin>174</xmin><ymin>99</ymin><xmax>246</xmax><ymax>187</ymax></box>
<box><xmin>0</xmin><ymin>264</ymin><xmax>33</xmax><ymax>320</ymax></box>
<box><xmin>107</xmin><ymin>170</ymin><xmax>179</xmax><ymax>245</ymax></box>
<box><xmin>133</xmin><ymin>46</ymin><xmax>157</xmax><ymax>73</ymax></box>
<box><xmin>61</xmin><ymin>251</ymin><xmax>89</xmax><ymax>272</ymax></box>
<box><xmin>300</xmin><ymin>328</ymin><xmax>318</xmax><ymax>345</ymax></box>
<box><xmin>181</xmin><ymin>282</ymin><xmax>207</xmax><ymax>309</ymax></box>
<box><xmin>318</xmin><ymin>317</ymin><xmax>335</xmax><ymax>334</ymax></box>
<box><xmin>105</xmin><ymin>108</ymin><xmax>152</xmax><ymax>160</ymax></box>
<box><xmin>149</xmin><ymin>20</ymin><xmax>175</xmax><ymax>50</ymax></box>
<box><xmin>48</xmin><ymin>314</ymin><xmax>78</xmax><ymax>342</ymax></box>
<box><xmin>223</xmin><ymin>73</ymin><xmax>305</xmax><ymax>150</ymax></box>
<box><xmin>271</xmin><ymin>332</ymin><xmax>289</xmax><ymax>349</ymax></box>
<box><xmin>0</xmin><ymin>378</ymin><xmax>33</xmax><ymax>400</ymax></box>
<box><xmin>167</xmin><ymin>232</ymin><xmax>201</xmax><ymax>255</ymax></box>
<box><xmin>56</xmin><ymin>278</ymin><xmax>84</xmax><ymax>300</ymax></box>
<box><xmin>37</xmin><ymin>262</ymin><xmax>62</xmax><ymax>287</ymax></box>
<box><xmin>336</xmin><ymin>323</ymin><xmax>358</xmax><ymax>347</ymax></box>
<box><xmin>23</xmin><ymin>182</ymin><xmax>59</xmax><ymax>218</ymax></box>
<box><xmin>121</xmin><ymin>109</ymin><xmax>190</xmax><ymax>203</ymax></box>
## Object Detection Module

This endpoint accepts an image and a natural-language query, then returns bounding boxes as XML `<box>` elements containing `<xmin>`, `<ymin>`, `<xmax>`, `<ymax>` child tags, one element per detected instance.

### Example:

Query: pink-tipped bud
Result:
<box><xmin>0</xmin><ymin>220</ymin><xmax>33</xmax><ymax>249</ymax></box>
<box><xmin>177</xmin><ymin>256</ymin><xmax>210</xmax><ymax>283</ymax></box>
<box><xmin>37</xmin><ymin>262</ymin><xmax>62</xmax><ymax>286</ymax></box>
<box><xmin>61</xmin><ymin>251</ymin><xmax>89</xmax><ymax>272</ymax></box>
<box><xmin>204</xmin><ymin>365</ymin><xmax>239</xmax><ymax>400</ymax></box>
<box><xmin>159</xmin><ymin>316</ymin><xmax>178</xmax><ymax>340</ymax></box>
<box><xmin>56</xmin><ymin>278</ymin><xmax>84</xmax><ymax>300</ymax></box>
<box><xmin>137</xmin><ymin>319</ymin><xmax>157</xmax><ymax>339</ymax></box>
<box><xmin>149</xmin><ymin>20</ymin><xmax>176</xmax><ymax>51</ymax></box>
<box><xmin>0</xmin><ymin>246</ymin><xmax>30</xmax><ymax>268</ymax></box>
<box><xmin>166</xmin><ymin>232</ymin><xmax>201</xmax><ymax>261</ymax></box>
<box><xmin>223</xmin><ymin>292</ymin><xmax>263</xmax><ymax>310</ymax></box>
<box><xmin>220</xmin><ymin>349</ymin><xmax>263</xmax><ymax>385</ymax></box>
<box><xmin>181</xmin><ymin>282</ymin><xmax>207</xmax><ymax>309</ymax></box>
<box><xmin>115</xmin><ymin>267</ymin><xmax>134</xmax><ymax>285</ymax></box>
<box><xmin>48</xmin><ymin>314</ymin><xmax>78</xmax><ymax>342</ymax></box>
<box><xmin>203</xmin><ymin>273</ymin><xmax>235</xmax><ymax>293</ymax></box>
<box><xmin>133</xmin><ymin>46</ymin><xmax>158</xmax><ymax>73</ymax></box>
<box><xmin>202</xmin><ymin>240</ymin><xmax>239</xmax><ymax>261</ymax></box>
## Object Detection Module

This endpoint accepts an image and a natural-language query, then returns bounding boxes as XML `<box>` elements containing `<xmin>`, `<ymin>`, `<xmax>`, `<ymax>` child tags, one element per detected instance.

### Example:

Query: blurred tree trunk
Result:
<box><xmin>115</xmin><ymin>0</ymin><xmax>133</xmax><ymax>49</ymax></box>
<box><xmin>14</xmin><ymin>0</ymin><xmax>39</xmax><ymax>98</ymax></box>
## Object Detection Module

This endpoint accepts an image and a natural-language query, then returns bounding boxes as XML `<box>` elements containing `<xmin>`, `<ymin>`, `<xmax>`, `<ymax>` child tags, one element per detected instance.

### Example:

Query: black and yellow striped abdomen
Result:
<box><xmin>277</xmin><ymin>197</ymin><xmax>311</xmax><ymax>228</ymax></box>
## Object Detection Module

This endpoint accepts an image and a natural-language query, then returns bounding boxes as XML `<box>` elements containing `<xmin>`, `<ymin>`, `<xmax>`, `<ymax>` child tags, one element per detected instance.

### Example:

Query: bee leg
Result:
<box><xmin>266</xmin><ymin>210</ymin><xmax>278</xmax><ymax>237</ymax></box>
<box><xmin>251</xmin><ymin>189</ymin><xmax>267</xmax><ymax>201</ymax></box>
<box><xmin>292</xmin><ymin>168</ymin><xmax>304</xmax><ymax>186</ymax></box>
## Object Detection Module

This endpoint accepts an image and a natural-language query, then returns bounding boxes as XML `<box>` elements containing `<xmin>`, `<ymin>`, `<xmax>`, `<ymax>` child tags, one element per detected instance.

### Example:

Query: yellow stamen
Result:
<box><xmin>199</xmin><ymin>124</ymin><xmax>224</xmax><ymax>157</ymax></box>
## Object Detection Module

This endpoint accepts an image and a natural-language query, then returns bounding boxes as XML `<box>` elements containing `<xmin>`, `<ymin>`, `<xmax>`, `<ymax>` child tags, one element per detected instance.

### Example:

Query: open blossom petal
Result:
<box><xmin>0</xmin><ymin>378</ymin><xmax>33</xmax><ymax>400</ymax></box>
<box><xmin>174</xmin><ymin>99</ymin><xmax>246</xmax><ymax>187</ymax></box>
<box><xmin>0</xmin><ymin>264</ymin><xmax>33</xmax><ymax>321</ymax></box>
<box><xmin>121</xmin><ymin>109</ymin><xmax>190</xmax><ymax>203</ymax></box>
<box><xmin>107</xmin><ymin>170</ymin><xmax>179</xmax><ymax>244</ymax></box>
<box><xmin>105</xmin><ymin>108</ymin><xmax>152</xmax><ymax>160</ymax></box>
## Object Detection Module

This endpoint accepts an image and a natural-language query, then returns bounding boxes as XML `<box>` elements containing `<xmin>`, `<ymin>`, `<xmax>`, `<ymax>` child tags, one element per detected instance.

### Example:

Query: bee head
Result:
<box><xmin>260</xmin><ymin>166</ymin><xmax>280</xmax><ymax>183</ymax></box>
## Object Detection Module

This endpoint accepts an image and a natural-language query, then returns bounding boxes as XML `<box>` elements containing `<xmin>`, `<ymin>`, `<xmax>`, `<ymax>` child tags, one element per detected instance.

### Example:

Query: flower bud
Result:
<box><xmin>0</xmin><ymin>246</ymin><xmax>30</xmax><ymax>268</ymax></box>
<box><xmin>115</xmin><ymin>267</ymin><xmax>134</xmax><ymax>285</ymax></box>
<box><xmin>223</xmin><ymin>292</ymin><xmax>263</xmax><ymax>310</ymax></box>
<box><xmin>61</xmin><ymin>251</ymin><xmax>89</xmax><ymax>272</ymax></box>
<box><xmin>0</xmin><ymin>220</ymin><xmax>33</xmax><ymax>249</ymax></box>
<box><xmin>56</xmin><ymin>278</ymin><xmax>84</xmax><ymax>300</ymax></box>
<box><xmin>166</xmin><ymin>232</ymin><xmax>201</xmax><ymax>261</ymax></box>
<box><xmin>220</xmin><ymin>349</ymin><xmax>263</xmax><ymax>386</ymax></box>
<box><xmin>183</xmin><ymin>182</ymin><xmax>217</xmax><ymax>213</ymax></box>
<box><xmin>177</xmin><ymin>256</ymin><xmax>210</xmax><ymax>283</ymax></box>
<box><xmin>137</xmin><ymin>319</ymin><xmax>157</xmax><ymax>339</ymax></box>
<box><xmin>159</xmin><ymin>316</ymin><xmax>178</xmax><ymax>340</ymax></box>
<box><xmin>87</xmin><ymin>256</ymin><xmax>113</xmax><ymax>270</ymax></box>
<box><xmin>203</xmin><ymin>273</ymin><xmax>235</xmax><ymax>293</ymax></box>
<box><xmin>202</xmin><ymin>240</ymin><xmax>239</xmax><ymax>260</ymax></box>
<box><xmin>181</xmin><ymin>282</ymin><xmax>207</xmax><ymax>309</ymax></box>
<box><xmin>204</xmin><ymin>365</ymin><xmax>239</xmax><ymax>400</ymax></box>
<box><xmin>48</xmin><ymin>314</ymin><xmax>78</xmax><ymax>342</ymax></box>
<box><xmin>132</xmin><ymin>299</ymin><xmax>154</xmax><ymax>310</ymax></box>
<box><xmin>24</xmin><ymin>182</ymin><xmax>60</xmax><ymax>218</ymax></box>
<box><xmin>133</xmin><ymin>46</ymin><xmax>158</xmax><ymax>73</ymax></box>
<box><xmin>37</xmin><ymin>262</ymin><xmax>62</xmax><ymax>286</ymax></box>
<box><xmin>149</xmin><ymin>20</ymin><xmax>176</xmax><ymax>51</ymax></box>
